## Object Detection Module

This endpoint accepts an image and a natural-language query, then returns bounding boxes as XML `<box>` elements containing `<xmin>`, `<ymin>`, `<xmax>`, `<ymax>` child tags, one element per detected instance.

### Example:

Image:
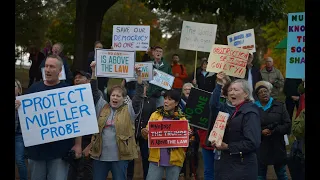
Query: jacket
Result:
<box><xmin>260</xmin><ymin>67</ymin><xmax>284</xmax><ymax>99</ymax></box>
<box><xmin>245</xmin><ymin>66</ymin><xmax>262</xmax><ymax>100</ymax></box>
<box><xmin>89</xmin><ymin>79</ymin><xmax>144</xmax><ymax>160</ymax></box>
<box><xmin>283</xmin><ymin>78</ymin><xmax>302</xmax><ymax>97</ymax></box>
<box><xmin>194</xmin><ymin>68</ymin><xmax>217</xmax><ymax>92</ymax></box>
<box><xmin>171</xmin><ymin>63</ymin><xmax>188</xmax><ymax>89</ymax></box>
<box><xmin>135</xmin><ymin>96</ymin><xmax>157</xmax><ymax>138</ymax></box>
<box><xmin>292</xmin><ymin>108</ymin><xmax>305</xmax><ymax>154</ymax></box>
<box><xmin>214</xmin><ymin>102</ymin><xmax>261</xmax><ymax>180</ymax></box>
<box><xmin>147</xmin><ymin>58</ymin><xmax>172</xmax><ymax>97</ymax></box>
<box><xmin>204</xmin><ymin>84</ymin><xmax>235</xmax><ymax>148</ymax></box>
<box><xmin>146</xmin><ymin>109</ymin><xmax>190</xmax><ymax>167</ymax></box>
<box><xmin>257</xmin><ymin>100</ymin><xmax>291</xmax><ymax>165</ymax></box>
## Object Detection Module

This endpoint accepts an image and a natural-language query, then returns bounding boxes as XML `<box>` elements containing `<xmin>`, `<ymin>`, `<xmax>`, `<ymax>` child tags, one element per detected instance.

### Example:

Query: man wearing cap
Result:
<box><xmin>260</xmin><ymin>57</ymin><xmax>284</xmax><ymax>100</ymax></box>
<box><xmin>67</xmin><ymin>70</ymin><xmax>95</xmax><ymax>180</ymax></box>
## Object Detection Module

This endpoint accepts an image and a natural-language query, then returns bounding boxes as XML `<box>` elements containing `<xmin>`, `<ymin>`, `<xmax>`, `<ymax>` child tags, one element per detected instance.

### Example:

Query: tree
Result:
<box><xmin>261</xmin><ymin>0</ymin><xmax>305</xmax><ymax>76</ymax></box>
<box><xmin>73</xmin><ymin>0</ymin><xmax>118</xmax><ymax>71</ymax></box>
<box><xmin>15</xmin><ymin>0</ymin><xmax>69</xmax><ymax>49</ymax></box>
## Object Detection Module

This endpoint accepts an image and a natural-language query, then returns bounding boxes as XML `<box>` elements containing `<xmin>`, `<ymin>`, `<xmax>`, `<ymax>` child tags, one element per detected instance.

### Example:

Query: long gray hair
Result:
<box><xmin>229</xmin><ymin>79</ymin><xmax>254</xmax><ymax>102</ymax></box>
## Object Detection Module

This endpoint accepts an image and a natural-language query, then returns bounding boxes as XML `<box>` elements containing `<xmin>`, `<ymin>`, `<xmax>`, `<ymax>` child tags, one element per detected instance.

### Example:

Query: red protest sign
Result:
<box><xmin>148</xmin><ymin>120</ymin><xmax>189</xmax><ymax>148</ymax></box>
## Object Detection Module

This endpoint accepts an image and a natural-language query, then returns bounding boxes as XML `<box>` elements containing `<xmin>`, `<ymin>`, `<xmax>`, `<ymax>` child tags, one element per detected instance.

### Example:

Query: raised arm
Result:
<box><xmin>90</xmin><ymin>61</ymin><xmax>106</xmax><ymax>105</ymax></box>
<box><xmin>128</xmin><ymin>66</ymin><xmax>144</xmax><ymax>121</ymax></box>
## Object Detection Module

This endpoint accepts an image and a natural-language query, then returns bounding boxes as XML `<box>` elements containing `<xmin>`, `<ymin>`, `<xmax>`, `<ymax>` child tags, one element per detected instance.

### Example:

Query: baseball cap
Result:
<box><xmin>74</xmin><ymin>70</ymin><xmax>91</xmax><ymax>79</ymax></box>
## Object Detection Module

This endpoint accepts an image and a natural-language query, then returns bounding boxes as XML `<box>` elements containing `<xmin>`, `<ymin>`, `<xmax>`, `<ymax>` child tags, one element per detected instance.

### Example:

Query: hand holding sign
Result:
<box><xmin>15</xmin><ymin>99</ymin><xmax>21</xmax><ymax>110</ymax></box>
<box><xmin>90</xmin><ymin>61</ymin><xmax>97</xmax><ymax>73</ymax></box>
<box><xmin>212</xmin><ymin>141</ymin><xmax>229</xmax><ymax>150</ymax></box>
<box><xmin>141</xmin><ymin>128</ymin><xmax>148</xmax><ymax>139</ymax></box>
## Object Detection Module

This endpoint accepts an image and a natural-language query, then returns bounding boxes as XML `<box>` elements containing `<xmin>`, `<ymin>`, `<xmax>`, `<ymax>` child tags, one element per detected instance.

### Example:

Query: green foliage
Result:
<box><xmin>101</xmin><ymin>0</ymin><xmax>163</xmax><ymax>61</ymax></box>
<box><xmin>45</xmin><ymin>0</ymin><xmax>76</xmax><ymax>57</ymax></box>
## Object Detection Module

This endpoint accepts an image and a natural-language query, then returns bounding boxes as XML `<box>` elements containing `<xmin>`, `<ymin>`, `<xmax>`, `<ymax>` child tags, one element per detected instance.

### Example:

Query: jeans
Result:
<box><xmin>92</xmin><ymin>160</ymin><xmax>128</xmax><ymax>180</ymax></box>
<box><xmin>67</xmin><ymin>158</ymin><xmax>93</xmax><ymax>180</ymax></box>
<box><xmin>127</xmin><ymin>137</ymin><xmax>149</xmax><ymax>180</ymax></box>
<box><xmin>146</xmin><ymin>163</ymin><xmax>181</xmax><ymax>180</ymax></box>
<box><xmin>202</xmin><ymin>148</ymin><xmax>215</xmax><ymax>180</ymax></box>
<box><xmin>15</xmin><ymin>134</ymin><xmax>28</xmax><ymax>180</ymax></box>
<box><xmin>28</xmin><ymin>158</ymin><xmax>69</xmax><ymax>180</ymax></box>
<box><xmin>258</xmin><ymin>162</ymin><xmax>288</xmax><ymax>180</ymax></box>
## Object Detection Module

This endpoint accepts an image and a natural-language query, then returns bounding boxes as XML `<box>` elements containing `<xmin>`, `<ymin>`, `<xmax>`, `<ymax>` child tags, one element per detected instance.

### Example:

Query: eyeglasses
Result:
<box><xmin>183</xmin><ymin>88</ymin><xmax>191</xmax><ymax>91</ymax></box>
<box><xmin>257</xmin><ymin>89</ymin><xmax>269</xmax><ymax>95</ymax></box>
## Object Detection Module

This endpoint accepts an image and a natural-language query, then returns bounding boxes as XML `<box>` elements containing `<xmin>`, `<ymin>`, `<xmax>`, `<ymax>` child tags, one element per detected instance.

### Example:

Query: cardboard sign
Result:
<box><xmin>184</xmin><ymin>87</ymin><xmax>211</xmax><ymax>130</ymax></box>
<box><xmin>286</xmin><ymin>12</ymin><xmax>305</xmax><ymax>79</ymax></box>
<box><xmin>95</xmin><ymin>49</ymin><xmax>135</xmax><ymax>78</ymax></box>
<box><xmin>227</xmin><ymin>29</ymin><xmax>256</xmax><ymax>53</ymax></box>
<box><xmin>149</xmin><ymin>69</ymin><xmax>175</xmax><ymax>90</ymax></box>
<box><xmin>125</xmin><ymin>62</ymin><xmax>153</xmax><ymax>82</ymax></box>
<box><xmin>208</xmin><ymin>111</ymin><xmax>230</xmax><ymax>146</ymax></box>
<box><xmin>179</xmin><ymin>21</ymin><xmax>218</xmax><ymax>52</ymax></box>
<box><xmin>148</xmin><ymin>120</ymin><xmax>189</xmax><ymax>148</ymax></box>
<box><xmin>112</xmin><ymin>25</ymin><xmax>150</xmax><ymax>51</ymax></box>
<box><xmin>16</xmin><ymin>84</ymin><xmax>98</xmax><ymax>147</ymax></box>
<box><xmin>41</xmin><ymin>65</ymin><xmax>66</xmax><ymax>80</ymax></box>
<box><xmin>206</xmin><ymin>44</ymin><xmax>249</xmax><ymax>78</ymax></box>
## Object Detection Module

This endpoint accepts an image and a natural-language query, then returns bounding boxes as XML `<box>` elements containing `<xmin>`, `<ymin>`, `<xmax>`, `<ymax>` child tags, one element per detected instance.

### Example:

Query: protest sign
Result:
<box><xmin>286</xmin><ymin>12</ymin><xmax>305</xmax><ymax>79</ymax></box>
<box><xmin>112</xmin><ymin>25</ymin><xmax>150</xmax><ymax>51</ymax></box>
<box><xmin>41</xmin><ymin>65</ymin><xmax>66</xmax><ymax>80</ymax></box>
<box><xmin>184</xmin><ymin>87</ymin><xmax>211</xmax><ymax>130</ymax></box>
<box><xmin>148</xmin><ymin>120</ymin><xmax>189</xmax><ymax>148</ymax></box>
<box><xmin>227</xmin><ymin>29</ymin><xmax>256</xmax><ymax>53</ymax></box>
<box><xmin>179</xmin><ymin>21</ymin><xmax>217</xmax><ymax>52</ymax></box>
<box><xmin>95</xmin><ymin>49</ymin><xmax>135</xmax><ymax>78</ymax></box>
<box><xmin>208</xmin><ymin>111</ymin><xmax>230</xmax><ymax>146</ymax></box>
<box><xmin>206</xmin><ymin>44</ymin><xmax>249</xmax><ymax>78</ymax></box>
<box><xmin>125</xmin><ymin>62</ymin><xmax>153</xmax><ymax>82</ymax></box>
<box><xmin>149</xmin><ymin>69</ymin><xmax>175</xmax><ymax>90</ymax></box>
<box><xmin>16</xmin><ymin>84</ymin><xmax>98</xmax><ymax>147</ymax></box>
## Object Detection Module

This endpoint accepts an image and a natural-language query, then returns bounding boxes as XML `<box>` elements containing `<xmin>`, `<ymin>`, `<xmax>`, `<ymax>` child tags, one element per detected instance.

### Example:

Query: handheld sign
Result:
<box><xmin>184</xmin><ymin>87</ymin><xmax>211</xmax><ymax>130</ymax></box>
<box><xmin>206</xmin><ymin>44</ymin><xmax>249</xmax><ymax>78</ymax></box>
<box><xmin>41</xmin><ymin>65</ymin><xmax>66</xmax><ymax>80</ymax></box>
<box><xmin>148</xmin><ymin>120</ymin><xmax>189</xmax><ymax>148</ymax></box>
<box><xmin>95</xmin><ymin>49</ymin><xmax>135</xmax><ymax>78</ymax></box>
<box><xmin>227</xmin><ymin>29</ymin><xmax>256</xmax><ymax>53</ymax></box>
<box><xmin>208</xmin><ymin>111</ymin><xmax>230</xmax><ymax>146</ymax></box>
<box><xmin>125</xmin><ymin>62</ymin><xmax>153</xmax><ymax>82</ymax></box>
<box><xmin>149</xmin><ymin>69</ymin><xmax>175</xmax><ymax>90</ymax></box>
<box><xmin>286</xmin><ymin>12</ymin><xmax>305</xmax><ymax>79</ymax></box>
<box><xmin>16</xmin><ymin>84</ymin><xmax>98</xmax><ymax>147</ymax></box>
<box><xmin>179</xmin><ymin>21</ymin><xmax>217</xmax><ymax>52</ymax></box>
<box><xmin>112</xmin><ymin>25</ymin><xmax>150</xmax><ymax>51</ymax></box>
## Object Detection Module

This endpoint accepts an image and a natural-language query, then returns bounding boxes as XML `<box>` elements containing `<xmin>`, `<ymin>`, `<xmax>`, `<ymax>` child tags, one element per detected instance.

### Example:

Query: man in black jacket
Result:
<box><xmin>245</xmin><ymin>53</ymin><xmax>262</xmax><ymax>100</ymax></box>
<box><xmin>283</xmin><ymin>78</ymin><xmax>302</xmax><ymax>120</ymax></box>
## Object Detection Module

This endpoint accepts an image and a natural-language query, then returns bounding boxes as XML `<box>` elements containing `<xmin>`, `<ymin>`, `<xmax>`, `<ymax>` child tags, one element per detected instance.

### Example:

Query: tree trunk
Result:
<box><xmin>73</xmin><ymin>0</ymin><xmax>117</xmax><ymax>72</ymax></box>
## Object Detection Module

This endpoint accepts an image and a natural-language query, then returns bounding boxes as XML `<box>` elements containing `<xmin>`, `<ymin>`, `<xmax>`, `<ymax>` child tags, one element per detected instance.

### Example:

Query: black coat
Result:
<box><xmin>257</xmin><ymin>100</ymin><xmax>291</xmax><ymax>165</ymax></box>
<box><xmin>214</xmin><ymin>102</ymin><xmax>261</xmax><ymax>180</ymax></box>
<box><xmin>195</xmin><ymin>68</ymin><xmax>217</xmax><ymax>92</ymax></box>
<box><xmin>134</xmin><ymin>96</ymin><xmax>157</xmax><ymax>138</ymax></box>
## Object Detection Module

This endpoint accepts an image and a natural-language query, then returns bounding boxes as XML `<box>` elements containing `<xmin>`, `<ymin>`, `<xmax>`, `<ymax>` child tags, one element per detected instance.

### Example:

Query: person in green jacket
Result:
<box><xmin>147</xmin><ymin>46</ymin><xmax>172</xmax><ymax>107</ymax></box>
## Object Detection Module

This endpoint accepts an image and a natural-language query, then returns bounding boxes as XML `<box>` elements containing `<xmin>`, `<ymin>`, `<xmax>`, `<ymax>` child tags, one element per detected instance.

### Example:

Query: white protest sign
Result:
<box><xmin>149</xmin><ymin>69</ymin><xmax>175</xmax><ymax>90</ymax></box>
<box><xmin>208</xmin><ymin>111</ymin><xmax>230</xmax><ymax>146</ymax></box>
<box><xmin>227</xmin><ymin>29</ymin><xmax>256</xmax><ymax>53</ymax></box>
<box><xmin>125</xmin><ymin>62</ymin><xmax>153</xmax><ymax>82</ymax></box>
<box><xmin>179</xmin><ymin>21</ymin><xmax>217</xmax><ymax>52</ymax></box>
<box><xmin>41</xmin><ymin>65</ymin><xmax>66</xmax><ymax>80</ymax></box>
<box><xmin>112</xmin><ymin>25</ymin><xmax>150</xmax><ymax>51</ymax></box>
<box><xmin>16</xmin><ymin>84</ymin><xmax>98</xmax><ymax>147</ymax></box>
<box><xmin>95</xmin><ymin>49</ymin><xmax>135</xmax><ymax>78</ymax></box>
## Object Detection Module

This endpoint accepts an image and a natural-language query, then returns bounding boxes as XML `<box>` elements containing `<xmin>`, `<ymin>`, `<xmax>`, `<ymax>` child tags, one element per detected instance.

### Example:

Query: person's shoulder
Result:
<box><xmin>241</xmin><ymin>102</ymin><xmax>260</xmax><ymax>115</ymax></box>
<box><xmin>58</xmin><ymin>81</ymin><xmax>70</xmax><ymax>88</ymax></box>
<box><xmin>26</xmin><ymin>81</ymin><xmax>45</xmax><ymax>94</ymax></box>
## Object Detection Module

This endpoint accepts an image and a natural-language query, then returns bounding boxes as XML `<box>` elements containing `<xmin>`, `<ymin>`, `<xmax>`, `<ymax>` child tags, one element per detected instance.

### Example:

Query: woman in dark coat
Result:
<box><xmin>212</xmin><ymin>78</ymin><xmax>261</xmax><ymax>180</ymax></box>
<box><xmin>254</xmin><ymin>81</ymin><xmax>291</xmax><ymax>180</ymax></box>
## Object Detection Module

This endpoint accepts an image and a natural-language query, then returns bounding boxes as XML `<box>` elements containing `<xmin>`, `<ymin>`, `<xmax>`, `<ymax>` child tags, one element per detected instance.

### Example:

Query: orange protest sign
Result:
<box><xmin>208</xmin><ymin>111</ymin><xmax>230</xmax><ymax>146</ymax></box>
<box><xmin>206</xmin><ymin>44</ymin><xmax>250</xmax><ymax>78</ymax></box>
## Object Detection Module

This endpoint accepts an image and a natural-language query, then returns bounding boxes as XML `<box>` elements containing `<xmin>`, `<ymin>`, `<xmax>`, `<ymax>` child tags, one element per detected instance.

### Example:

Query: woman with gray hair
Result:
<box><xmin>254</xmin><ymin>81</ymin><xmax>291</xmax><ymax>180</ymax></box>
<box><xmin>212</xmin><ymin>78</ymin><xmax>261</xmax><ymax>180</ymax></box>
